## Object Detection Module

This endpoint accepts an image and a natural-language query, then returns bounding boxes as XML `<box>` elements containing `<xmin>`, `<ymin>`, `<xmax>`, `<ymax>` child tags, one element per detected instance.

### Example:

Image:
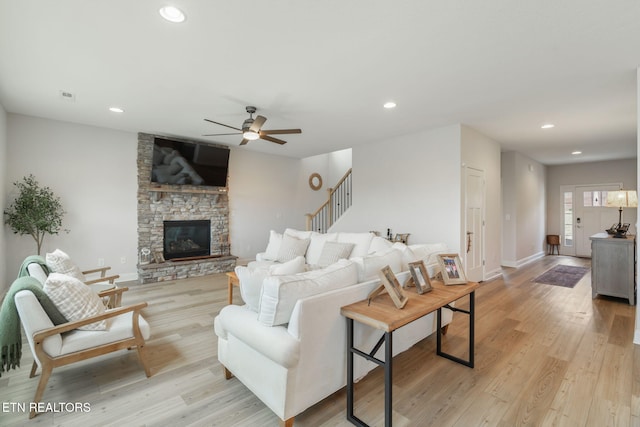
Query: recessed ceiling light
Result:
<box><xmin>109</xmin><ymin>107</ymin><xmax>124</xmax><ymax>113</ymax></box>
<box><xmin>541</xmin><ymin>123</ymin><xmax>555</xmax><ymax>129</ymax></box>
<box><xmin>383</xmin><ymin>101</ymin><xmax>397</xmax><ymax>109</ymax></box>
<box><xmin>572</xmin><ymin>151</ymin><xmax>582</xmax><ymax>155</ymax></box>
<box><xmin>159</xmin><ymin>6</ymin><xmax>186</xmax><ymax>23</ymax></box>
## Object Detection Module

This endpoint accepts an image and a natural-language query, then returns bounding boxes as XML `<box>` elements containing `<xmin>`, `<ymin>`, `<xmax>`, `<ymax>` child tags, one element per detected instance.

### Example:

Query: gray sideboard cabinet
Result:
<box><xmin>589</xmin><ymin>232</ymin><xmax>636</xmax><ymax>305</ymax></box>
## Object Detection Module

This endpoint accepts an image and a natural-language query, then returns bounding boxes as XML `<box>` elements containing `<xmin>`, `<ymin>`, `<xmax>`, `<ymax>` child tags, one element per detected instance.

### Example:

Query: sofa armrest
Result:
<box><xmin>216</xmin><ymin>305</ymin><xmax>300</xmax><ymax>368</ymax></box>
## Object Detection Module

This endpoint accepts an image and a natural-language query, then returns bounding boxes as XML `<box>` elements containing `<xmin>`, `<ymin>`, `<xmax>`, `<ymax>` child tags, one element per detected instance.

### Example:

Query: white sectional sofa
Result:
<box><xmin>213</xmin><ymin>229</ymin><xmax>451</xmax><ymax>426</ymax></box>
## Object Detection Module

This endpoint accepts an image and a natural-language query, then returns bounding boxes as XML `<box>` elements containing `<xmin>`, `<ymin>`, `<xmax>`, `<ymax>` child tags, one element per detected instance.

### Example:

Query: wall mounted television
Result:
<box><xmin>151</xmin><ymin>137</ymin><xmax>230</xmax><ymax>188</ymax></box>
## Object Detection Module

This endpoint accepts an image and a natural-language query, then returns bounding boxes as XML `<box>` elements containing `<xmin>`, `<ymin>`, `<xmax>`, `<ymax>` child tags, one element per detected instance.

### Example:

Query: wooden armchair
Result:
<box><xmin>14</xmin><ymin>289</ymin><xmax>152</xmax><ymax>419</ymax></box>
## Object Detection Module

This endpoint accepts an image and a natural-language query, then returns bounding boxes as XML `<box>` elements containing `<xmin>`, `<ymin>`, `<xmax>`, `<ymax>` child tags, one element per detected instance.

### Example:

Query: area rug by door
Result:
<box><xmin>532</xmin><ymin>265</ymin><xmax>589</xmax><ymax>288</ymax></box>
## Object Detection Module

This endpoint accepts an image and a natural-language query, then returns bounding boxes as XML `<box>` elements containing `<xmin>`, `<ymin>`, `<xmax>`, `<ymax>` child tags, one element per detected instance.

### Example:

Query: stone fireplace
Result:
<box><xmin>137</xmin><ymin>133</ymin><xmax>236</xmax><ymax>283</ymax></box>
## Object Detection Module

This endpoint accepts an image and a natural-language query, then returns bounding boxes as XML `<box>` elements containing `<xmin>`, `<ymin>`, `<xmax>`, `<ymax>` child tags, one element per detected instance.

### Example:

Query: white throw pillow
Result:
<box><xmin>284</xmin><ymin>228</ymin><xmax>314</xmax><ymax>240</ymax></box>
<box><xmin>46</xmin><ymin>249</ymin><xmax>86</xmax><ymax>281</ymax></box>
<box><xmin>263</xmin><ymin>230</ymin><xmax>283</xmax><ymax>261</ymax></box>
<box><xmin>368</xmin><ymin>236</ymin><xmax>394</xmax><ymax>254</ymax></box>
<box><xmin>258</xmin><ymin>259</ymin><xmax>358</xmax><ymax>326</ymax></box>
<box><xmin>276</xmin><ymin>234</ymin><xmax>311</xmax><ymax>263</ymax></box>
<box><xmin>269</xmin><ymin>256</ymin><xmax>306</xmax><ymax>275</ymax></box>
<box><xmin>317</xmin><ymin>242</ymin><xmax>355</xmax><ymax>267</ymax></box>
<box><xmin>235</xmin><ymin>266</ymin><xmax>269</xmax><ymax>312</ymax></box>
<box><xmin>305</xmin><ymin>232</ymin><xmax>338</xmax><ymax>265</ymax></box>
<box><xmin>351</xmin><ymin>248</ymin><xmax>404</xmax><ymax>282</ymax></box>
<box><xmin>336</xmin><ymin>232</ymin><xmax>374</xmax><ymax>258</ymax></box>
<box><xmin>43</xmin><ymin>273</ymin><xmax>107</xmax><ymax>330</ymax></box>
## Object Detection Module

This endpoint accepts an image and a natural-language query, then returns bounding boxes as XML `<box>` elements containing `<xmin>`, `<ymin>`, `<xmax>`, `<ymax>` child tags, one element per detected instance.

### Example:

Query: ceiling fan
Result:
<box><xmin>204</xmin><ymin>106</ymin><xmax>302</xmax><ymax>145</ymax></box>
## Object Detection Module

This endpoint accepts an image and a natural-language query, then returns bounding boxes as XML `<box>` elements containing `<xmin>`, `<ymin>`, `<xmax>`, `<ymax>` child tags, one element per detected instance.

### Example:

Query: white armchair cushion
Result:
<box><xmin>276</xmin><ymin>234</ymin><xmax>311</xmax><ymax>263</ymax></box>
<box><xmin>336</xmin><ymin>232</ymin><xmax>374</xmax><ymax>258</ymax></box>
<box><xmin>351</xmin><ymin>248</ymin><xmax>404</xmax><ymax>282</ymax></box>
<box><xmin>305</xmin><ymin>232</ymin><xmax>338</xmax><ymax>265</ymax></box>
<box><xmin>258</xmin><ymin>259</ymin><xmax>358</xmax><ymax>326</ymax></box>
<box><xmin>317</xmin><ymin>242</ymin><xmax>354</xmax><ymax>267</ymax></box>
<box><xmin>45</xmin><ymin>249</ymin><xmax>86</xmax><ymax>281</ymax></box>
<box><xmin>43</xmin><ymin>273</ymin><xmax>107</xmax><ymax>331</ymax></box>
<box><xmin>263</xmin><ymin>230</ymin><xmax>283</xmax><ymax>261</ymax></box>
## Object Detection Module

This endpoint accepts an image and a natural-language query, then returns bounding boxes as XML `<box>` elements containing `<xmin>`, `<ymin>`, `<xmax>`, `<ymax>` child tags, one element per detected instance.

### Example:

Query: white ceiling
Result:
<box><xmin>0</xmin><ymin>1</ymin><xmax>638</xmax><ymax>165</ymax></box>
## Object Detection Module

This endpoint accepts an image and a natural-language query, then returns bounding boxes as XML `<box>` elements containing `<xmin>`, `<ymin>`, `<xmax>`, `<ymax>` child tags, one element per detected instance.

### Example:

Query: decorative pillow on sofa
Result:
<box><xmin>43</xmin><ymin>273</ymin><xmax>107</xmax><ymax>330</ymax></box>
<box><xmin>46</xmin><ymin>249</ymin><xmax>86</xmax><ymax>281</ymax></box>
<box><xmin>269</xmin><ymin>256</ymin><xmax>306</xmax><ymax>275</ymax></box>
<box><xmin>236</xmin><ymin>266</ymin><xmax>269</xmax><ymax>312</ymax></box>
<box><xmin>263</xmin><ymin>230</ymin><xmax>283</xmax><ymax>261</ymax></box>
<box><xmin>258</xmin><ymin>259</ymin><xmax>359</xmax><ymax>326</ymax></box>
<box><xmin>276</xmin><ymin>234</ymin><xmax>311</xmax><ymax>263</ymax></box>
<box><xmin>305</xmin><ymin>232</ymin><xmax>338</xmax><ymax>265</ymax></box>
<box><xmin>336</xmin><ymin>232</ymin><xmax>374</xmax><ymax>258</ymax></box>
<box><xmin>351</xmin><ymin>248</ymin><xmax>403</xmax><ymax>282</ymax></box>
<box><xmin>317</xmin><ymin>242</ymin><xmax>354</xmax><ymax>267</ymax></box>
<box><xmin>368</xmin><ymin>236</ymin><xmax>394</xmax><ymax>254</ymax></box>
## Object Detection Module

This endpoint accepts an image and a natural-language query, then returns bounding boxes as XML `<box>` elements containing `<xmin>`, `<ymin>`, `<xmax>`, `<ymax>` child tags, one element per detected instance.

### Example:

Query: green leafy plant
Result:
<box><xmin>3</xmin><ymin>174</ymin><xmax>68</xmax><ymax>255</ymax></box>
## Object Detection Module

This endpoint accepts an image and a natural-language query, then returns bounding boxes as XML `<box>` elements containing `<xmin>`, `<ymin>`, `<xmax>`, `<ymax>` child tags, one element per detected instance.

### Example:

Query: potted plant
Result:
<box><xmin>3</xmin><ymin>174</ymin><xmax>67</xmax><ymax>255</ymax></box>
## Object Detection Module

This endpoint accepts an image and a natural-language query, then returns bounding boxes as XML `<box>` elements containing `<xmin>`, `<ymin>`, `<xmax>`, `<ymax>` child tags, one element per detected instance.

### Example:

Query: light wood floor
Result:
<box><xmin>1</xmin><ymin>255</ymin><xmax>638</xmax><ymax>426</ymax></box>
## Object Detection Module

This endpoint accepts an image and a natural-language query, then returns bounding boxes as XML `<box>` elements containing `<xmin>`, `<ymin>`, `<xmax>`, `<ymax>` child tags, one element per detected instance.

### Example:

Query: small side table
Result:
<box><xmin>226</xmin><ymin>271</ymin><xmax>239</xmax><ymax>305</ymax></box>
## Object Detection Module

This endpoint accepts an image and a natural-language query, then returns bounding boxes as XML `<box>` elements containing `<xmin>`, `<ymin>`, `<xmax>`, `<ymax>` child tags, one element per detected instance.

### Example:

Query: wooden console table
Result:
<box><xmin>340</xmin><ymin>280</ymin><xmax>479</xmax><ymax>427</ymax></box>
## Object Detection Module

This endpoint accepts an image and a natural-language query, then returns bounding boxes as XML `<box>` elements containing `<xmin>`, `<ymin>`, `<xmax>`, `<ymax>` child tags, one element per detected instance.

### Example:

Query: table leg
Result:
<box><xmin>437</xmin><ymin>291</ymin><xmax>475</xmax><ymax>368</ymax></box>
<box><xmin>227</xmin><ymin>279</ymin><xmax>233</xmax><ymax>305</ymax></box>
<box><xmin>384</xmin><ymin>330</ymin><xmax>393</xmax><ymax>427</ymax></box>
<box><xmin>347</xmin><ymin>318</ymin><xmax>355</xmax><ymax>421</ymax></box>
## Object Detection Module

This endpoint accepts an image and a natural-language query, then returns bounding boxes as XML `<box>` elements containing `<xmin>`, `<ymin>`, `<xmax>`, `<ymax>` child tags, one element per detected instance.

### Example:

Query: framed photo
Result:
<box><xmin>408</xmin><ymin>260</ymin><xmax>432</xmax><ymax>294</ymax></box>
<box><xmin>153</xmin><ymin>250</ymin><xmax>165</xmax><ymax>263</ymax></box>
<box><xmin>377</xmin><ymin>265</ymin><xmax>408</xmax><ymax>309</ymax></box>
<box><xmin>437</xmin><ymin>253</ymin><xmax>467</xmax><ymax>285</ymax></box>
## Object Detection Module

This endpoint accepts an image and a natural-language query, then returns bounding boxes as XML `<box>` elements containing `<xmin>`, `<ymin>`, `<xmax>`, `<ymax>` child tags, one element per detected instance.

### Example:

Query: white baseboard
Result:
<box><xmin>501</xmin><ymin>251</ymin><xmax>546</xmax><ymax>269</ymax></box>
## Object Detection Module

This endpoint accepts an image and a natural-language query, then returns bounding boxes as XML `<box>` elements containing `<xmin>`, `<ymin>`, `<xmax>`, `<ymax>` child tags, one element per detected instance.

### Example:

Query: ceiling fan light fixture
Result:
<box><xmin>159</xmin><ymin>6</ymin><xmax>186</xmax><ymax>23</ymax></box>
<box><xmin>242</xmin><ymin>130</ymin><xmax>260</xmax><ymax>140</ymax></box>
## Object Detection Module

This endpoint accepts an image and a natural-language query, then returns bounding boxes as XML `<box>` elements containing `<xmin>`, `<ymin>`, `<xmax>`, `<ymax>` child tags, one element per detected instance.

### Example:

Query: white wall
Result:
<box><xmin>501</xmin><ymin>151</ymin><xmax>546</xmax><ymax>266</ymax></box>
<box><xmin>0</xmin><ymin>104</ymin><xmax>7</xmax><ymax>294</ymax></box>
<box><xmin>228</xmin><ymin>148</ymin><xmax>304</xmax><ymax>264</ymax></box>
<box><xmin>635</xmin><ymin>66</ymin><xmax>640</xmax><ymax>345</ymax></box>
<box><xmin>461</xmin><ymin>125</ymin><xmax>502</xmax><ymax>279</ymax></box>
<box><xmin>5</xmin><ymin>115</ymin><xmax>139</xmax><ymax>283</ymax></box>
<box><xmin>546</xmin><ymin>158</ymin><xmax>637</xmax><ymax>237</ymax></box>
<box><xmin>332</xmin><ymin>125</ymin><xmax>463</xmax><ymax>253</ymax></box>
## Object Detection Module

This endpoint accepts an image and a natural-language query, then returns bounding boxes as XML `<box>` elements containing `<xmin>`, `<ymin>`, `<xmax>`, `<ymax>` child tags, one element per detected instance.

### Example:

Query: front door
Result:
<box><xmin>464</xmin><ymin>167</ymin><xmax>484</xmax><ymax>282</ymax></box>
<box><xmin>574</xmin><ymin>184</ymin><xmax>620</xmax><ymax>257</ymax></box>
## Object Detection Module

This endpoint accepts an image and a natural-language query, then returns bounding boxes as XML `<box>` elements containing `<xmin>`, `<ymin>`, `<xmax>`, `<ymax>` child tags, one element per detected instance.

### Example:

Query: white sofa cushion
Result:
<box><xmin>258</xmin><ymin>259</ymin><xmax>359</xmax><ymax>326</ymax></box>
<box><xmin>284</xmin><ymin>228</ymin><xmax>314</xmax><ymax>240</ymax></box>
<box><xmin>263</xmin><ymin>230</ymin><xmax>283</xmax><ymax>261</ymax></box>
<box><xmin>408</xmin><ymin>243</ymin><xmax>449</xmax><ymax>277</ymax></box>
<box><xmin>236</xmin><ymin>266</ymin><xmax>269</xmax><ymax>312</ymax></box>
<box><xmin>276</xmin><ymin>234</ymin><xmax>311</xmax><ymax>263</ymax></box>
<box><xmin>368</xmin><ymin>236</ymin><xmax>394</xmax><ymax>254</ymax></box>
<box><xmin>43</xmin><ymin>273</ymin><xmax>107</xmax><ymax>331</ymax></box>
<box><xmin>237</xmin><ymin>257</ymin><xmax>307</xmax><ymax>312</ymax></box>
<box><xmin>317</xmin><ymin>242</ymin><xmax>354</xmax><ymax>267</ymax></box>
<box><xmin>305</xmin><ymin>232</ymin><xmax>338</xmax><ymax>265</ymax></box>
<box><xmin>45</xmin><ymin>249</ymin><xmax>86</xmax><ymax>281</ymax></box>
<box><xmin>351</xmin><ymin>248</ymin><xmax>404</xmax><ymax>282</ymax></box>
<box><xmin>336</xmin><ymin>232</ymin><xmax>374</xmax><ymax>258</ymax></box>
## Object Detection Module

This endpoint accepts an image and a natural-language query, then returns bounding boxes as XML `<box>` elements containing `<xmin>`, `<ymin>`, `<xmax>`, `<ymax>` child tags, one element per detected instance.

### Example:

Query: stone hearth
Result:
<box><xmin>137</xmin><ymin>133</ymin><xmax>236</xmax><ymax>283</ymax></box>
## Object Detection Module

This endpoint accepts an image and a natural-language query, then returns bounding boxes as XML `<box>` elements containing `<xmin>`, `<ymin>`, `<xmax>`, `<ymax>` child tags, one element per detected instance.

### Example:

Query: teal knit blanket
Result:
<box><xmin>0</xmin><ymin>276</ymin><xmax>67</xmax><ymax>377</ymax></box>
<box><xmin>17</xmin><ymin>254</ymin><xmax>50</xmax><ymax>279</ymax></box>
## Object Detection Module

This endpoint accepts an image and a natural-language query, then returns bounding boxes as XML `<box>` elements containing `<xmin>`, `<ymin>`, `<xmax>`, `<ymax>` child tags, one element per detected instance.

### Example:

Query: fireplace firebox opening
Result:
<box><xmin>163</xmin><ymin>220</ymin><xmax>211</xmax><ymax>260</ymax></box>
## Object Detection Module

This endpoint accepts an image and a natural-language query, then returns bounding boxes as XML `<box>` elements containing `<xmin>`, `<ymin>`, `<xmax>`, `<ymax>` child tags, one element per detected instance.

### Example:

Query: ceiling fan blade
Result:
<box><xmin>260</xmin><ymin>129</ymin><xmax>302</xmax><ymax>135</ymax></box>
<box><xmin>204</xmin><ymin>118</ymin><xmax>242</xmax><ymax>132</ymax></box>
<box><xmin>203</xmin><ymin>132</ymin><xmax>241</xmax><ymax>136</ymax></box>
<box><xmin>249</xmin><ymin>115</ymin><xmax>267</xmax><ymax>132</ymax></box>
<box><xmin>239</xmin><ymin>138</ymin><xmax>250</xmax><ymax>146</ymax></box>
<box><xmin>260</xmin><ymin>134</ymin><xmax>287</xmax><ymax>145</ymax></box>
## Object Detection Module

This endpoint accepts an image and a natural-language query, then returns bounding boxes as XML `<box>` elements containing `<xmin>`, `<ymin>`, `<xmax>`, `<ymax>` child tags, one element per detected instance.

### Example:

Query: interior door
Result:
<box><xmin>574</xmin><ymin>184</ymin><xmax>620</xmax><ymax>257</ymax></box>
<box><xmin>464</xmin><ymin>167</ymin><xmax>484</xmax><ymax>282</ymax></box>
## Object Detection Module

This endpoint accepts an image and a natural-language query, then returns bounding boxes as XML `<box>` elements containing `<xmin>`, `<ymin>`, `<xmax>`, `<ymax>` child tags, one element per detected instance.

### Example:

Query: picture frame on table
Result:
<box><xmin>437</xmin><ymin>253</ymin><xmax>467</xmax><ymax>285</ymax></box>
<box><xmin>408</xmin><ymin>260</ymin><xmax>432</xmax><ymax>294</ymax></box>
<box><xmin>153</xmin><ymin>251</ymin><xmax>165</xmax><ymax>264</ymax></box>
<box><xmin>375</xmin><ymin>265</ymin><xmax>408</xmax><ymax>309</ymax></box>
